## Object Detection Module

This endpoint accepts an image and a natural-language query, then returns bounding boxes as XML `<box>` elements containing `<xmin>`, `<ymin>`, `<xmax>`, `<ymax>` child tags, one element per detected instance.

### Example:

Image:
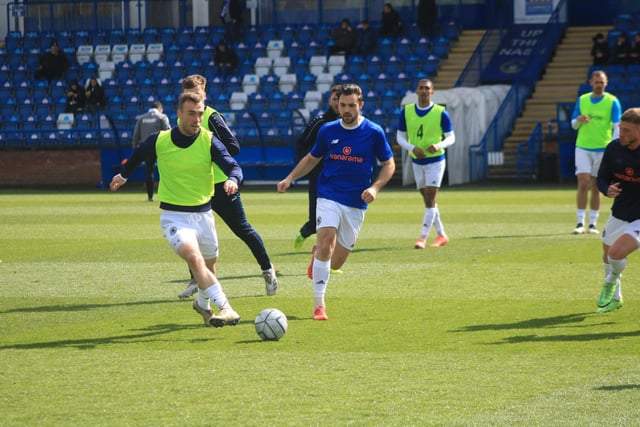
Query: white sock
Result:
<box><xmin>420</xmin><ymin>207</ymin><xmax>436</xmax><ymax>239</ymax></box>
<box><xmin>576</xmin><ymin>209</ymin><xmax>586</xmax><ymax>225</ymax></box>
<box><xmin>203</xmin><ymin>283</ymin><xmax>230</xmax><ymax>310</ymax></box>
<box><xmin>197</xmin><ymin>289</ymin><xmax>210</xmax><ymax>311</ymax></box>
<box><xmin>589</xmin><ymin>210</ymin><xmax>599</xmax><ymax>227</ymax></box>
<box><xmin>603</xmin><ymin>262</ymin><xmax>611</xmax><ymax>279</ymax></box>
<box><xmin>433</xmin><ymin>206</ymin><xmax>445</xmax><ymax>236</ymax></box>
<box><xmin>313</xmin><ymin>259</ymin><xmax>330</xmax><ymax>307</ymax></box>
<box><xmin>615</xmin><ymin>278</ymin><xmax>623</xmax><ymax>300</ymax></box>
<box><xmin>605</xmin><ymin>256</ymin><xmax>626</xmax><ymax>284</ymax></box>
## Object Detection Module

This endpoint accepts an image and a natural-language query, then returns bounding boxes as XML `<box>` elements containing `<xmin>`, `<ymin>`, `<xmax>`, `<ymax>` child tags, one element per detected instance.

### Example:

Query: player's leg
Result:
<box><xmin>573</xmin><ymin>148</ymin><xmax>592</xmax><ymax>234</ymax></box>
<box><xmin>588</xmin><ymin>152</ymin><xmax>604</xmax><ymax>233</ymax></box>
<box><xmin>596</xmin><ymin>217</ymin><xmax>638</xmax><ymax>312</ymax></box>
<box><xmin>415</xmin><ymin>186</ymin><xmax>438</xmax><ymax>248</ymax></box>
<box><xmin>211</xmin><ymin>186</ymin><xmax>277</xmax><ymax>296</ymax></box>
<box><xmin>426</xmin><ymin>160</ymin><xmax>449</xmax><ymax>247</ymax></box>
<box><xmin>412</xmin><ymin>163</ymin><xmax>430</xmax><ymax>248</ymax></box>
<box><xmin>295</xmin><ymin>172</ymin><xmax>319</xmax><ymax>250</ymax></box>
<box><xmin>145</xmin><ymin>161</ymin><xmax>155</xmax><ymax>201</ymax></box>
<box><xmin>191</xmin><ymin>210</ymin><xmax>239</xmax><ymax>326</ymax></box>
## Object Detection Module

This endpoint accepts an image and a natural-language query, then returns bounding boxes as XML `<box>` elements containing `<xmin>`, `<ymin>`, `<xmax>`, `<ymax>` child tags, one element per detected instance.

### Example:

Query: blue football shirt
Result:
<box><xmin>310</xmin><ymin>118</ymin><xmax>394</xmax><ymax>210</ymax></box>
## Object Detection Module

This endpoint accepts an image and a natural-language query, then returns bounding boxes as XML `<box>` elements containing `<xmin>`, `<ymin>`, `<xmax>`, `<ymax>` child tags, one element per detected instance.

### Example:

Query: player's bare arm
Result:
<box><xmin>277</xmin><ymin>153</ymin><xmax>321</xmax><ymax>193</ymax></box>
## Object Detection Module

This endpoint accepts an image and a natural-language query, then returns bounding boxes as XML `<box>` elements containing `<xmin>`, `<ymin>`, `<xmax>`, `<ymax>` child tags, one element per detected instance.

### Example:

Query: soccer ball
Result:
<box><xmin>254</xmin><ymin>308</ymin><xmax>288</xmax><ymax>341</ymax></box>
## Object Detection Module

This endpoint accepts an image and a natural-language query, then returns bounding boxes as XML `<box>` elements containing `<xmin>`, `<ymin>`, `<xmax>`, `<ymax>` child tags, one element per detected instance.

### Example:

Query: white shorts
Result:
<box><xmin>602</xmin><ymin>216</ymin><xmax>640</xmax><ymax>249</ymax></box>
<box><xmin>160</xmin><ymin>210</ymin><xmax>219</xmax><ymax>259</ymax></box>
<box><xmin>574</xmin><ymin>147</ymin><xmax>604</xmax><ymax>177</ymax></box>
<box><xmin>412</xmin><ymin>160</ymin><xmax>446</xmax><ymax>189</ymax></box>
<box><xmin>316</xmin><ymin>197</ymin><xmax>365</xmax><ymax>251</ymax></box>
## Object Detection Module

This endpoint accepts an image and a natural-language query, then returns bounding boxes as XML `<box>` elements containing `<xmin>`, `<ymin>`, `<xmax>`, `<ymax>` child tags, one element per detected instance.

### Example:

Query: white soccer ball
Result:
<box><xmin>254</xmin><ymin>308</ymin><xmax>288</xmax><ymax>341</ymax></box>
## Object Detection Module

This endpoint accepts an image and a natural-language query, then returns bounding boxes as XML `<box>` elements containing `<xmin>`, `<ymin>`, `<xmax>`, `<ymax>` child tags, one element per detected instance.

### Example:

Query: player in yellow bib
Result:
<box><xmin>110</xmin><ymin>92</ymin><xmax>242</xmax><ymax>328</ymax></box>
<box><xmin>570</xmin><ymin>70</ymin><xmax>621</xmax><ymax>234</ymax></box>
<box><xmin>175</xmin><ymin>74</ymin><xmax>277</xmax><ymax>299</ymax></box>
<box><xmin>396</xmin><ymin>79</ymin><xmax>455</xmax><ymax>249</ymax></box>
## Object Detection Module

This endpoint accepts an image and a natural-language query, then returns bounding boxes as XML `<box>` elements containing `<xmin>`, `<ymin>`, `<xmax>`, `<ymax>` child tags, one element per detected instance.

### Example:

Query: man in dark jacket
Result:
<box><xmin>293</xmin><ymin>85</ymin><xmax>340</xmax><ymax>250</ymax></box>
<box><xmin>34</xmin><ymin>40</ymin><xmax>69</xmax><ymax>83</ymax></box>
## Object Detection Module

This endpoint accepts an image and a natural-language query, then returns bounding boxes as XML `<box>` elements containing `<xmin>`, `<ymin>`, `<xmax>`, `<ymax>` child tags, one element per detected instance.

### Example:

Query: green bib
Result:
<box><xmin>576</xmin><ymin>93</ymin><xmax>615</xmax><ymax>150</ymax></box>
<box><xmin>156</xmin><ymin>129</ymin><xmax>214</xmax><ymax>206</ymax></box>
<box><xmin>404</xmin><ymin>104</ymin><xmax>445</xmax><ymax>158</ymax></box>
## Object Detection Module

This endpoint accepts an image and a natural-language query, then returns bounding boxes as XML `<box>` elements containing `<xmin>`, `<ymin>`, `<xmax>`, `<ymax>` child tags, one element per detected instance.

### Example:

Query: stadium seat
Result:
<box><xmin>229</xmin><ymin>91</ymin><xmax>249</xmax><ymax>110</ymax></box>
<box><xmin>57</xmin><ymin>113</ymin><xmax>75</xmax><ymax>130</ymax></box>
<box><xmin>111</xmin><ymin>44</ymin><xmax>129</xmax><ymax>63</ymax></box>
<box><xmin>242</xmin><ymin>74</ymin><xmax>260</xmax><ymax>94</ymax></box>
<box><xmin>315</xmin><ymin>73</ymin><xmax>334</xmax><ymax>94</ymax></box>
<box><xmin>93</xmin><ymin>44</ymin><xmax>111</xmax><ymax>64</ymax></box>
<box><xmin>272</xmin><ymin>56</ymin><xmax>291</xmax><ymax>77</ymax></box>
<box><xmin>267</xmin><ymin>40</ymin><xmax>285</xmax><ymax>59</ymax></box>
<box><xmin>309</xmin><ymin>55</ymin><xmax>327</xmax><ymax>75</ymax></box>
<box><xmin>303</xmin><ymin>90</ymin><xmax>322</xmax><ymax>111</ymax></box>
<box><xmin>327</xmin><ymin>55</ymin><xmax>345</xmax><ymax>75</ymax></box>
<box><xmin>279</xmin><ymin>73</ymin><xmax>297</xmax><ymax>94</ymax></box>
<box><xmin>76</xmin><ymin>45</ymin><xmax>94</xmax><ymax>65</ymax></box>
<box><xmin>254</xmin><ymin>57</ymin><xmax>273</xmax><ymax>77</ymax></box>
<box><xmin>142</xmin><ymin>27</ymin><xmax>159</xmax><ymax>44</ymax></box>
<box><xmin>146</xmin><ymin>43</ymin><xmax>164</xmax><ymax>62</ymax></box>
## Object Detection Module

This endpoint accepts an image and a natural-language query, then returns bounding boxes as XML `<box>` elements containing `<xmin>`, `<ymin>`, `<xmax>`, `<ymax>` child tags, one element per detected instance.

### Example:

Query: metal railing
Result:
<box><xmin>467</xmin><ymin>0</ymin><xmax>568</xmax><ymax>182</ymax></box>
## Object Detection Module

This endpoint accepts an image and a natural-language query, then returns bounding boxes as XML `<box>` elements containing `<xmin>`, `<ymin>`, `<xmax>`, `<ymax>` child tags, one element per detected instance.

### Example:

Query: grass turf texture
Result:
<box><xmin>1</xmin><ymin>186</ymin><xmax>639</xmax><ymax>426</ymax></box>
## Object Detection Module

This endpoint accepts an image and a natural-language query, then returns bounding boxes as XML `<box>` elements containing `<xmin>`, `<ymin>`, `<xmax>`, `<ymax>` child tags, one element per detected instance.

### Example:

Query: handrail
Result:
<box><xmin>467</xmin><ymin>0</ymin><xmax>568</xmax><ymax>182</ymax></box>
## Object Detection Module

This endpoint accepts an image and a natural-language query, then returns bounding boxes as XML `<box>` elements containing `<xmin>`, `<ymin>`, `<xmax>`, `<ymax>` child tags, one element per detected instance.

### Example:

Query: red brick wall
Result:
<box><xmin>0</xmin><ymin>149</ymin><xmax>102</xmax><ymax>187</ymax></box>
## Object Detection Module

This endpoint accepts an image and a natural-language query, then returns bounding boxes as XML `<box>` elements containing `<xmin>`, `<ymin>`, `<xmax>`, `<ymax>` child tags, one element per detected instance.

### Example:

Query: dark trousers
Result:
<box><xmin>144</xmin><ymin>162</ymin><xmax>155</xmax><ymax>200</ymax></box>
<box><xmin>299</xmin><ymin>171</ymin><xmax>319</xmax><ymax>238</ymax></box>
<box><xmin>212</xmin><ymin>182</ymin><xmax>271</xmax><ymax>271</ymax></box>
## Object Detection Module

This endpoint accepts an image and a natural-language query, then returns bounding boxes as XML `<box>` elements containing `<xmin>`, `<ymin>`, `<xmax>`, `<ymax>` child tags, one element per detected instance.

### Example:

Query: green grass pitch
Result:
<box><xmin>0</xmin><ymin>186</ymin><xmax>638</xmax><ymax>426</ymax></box>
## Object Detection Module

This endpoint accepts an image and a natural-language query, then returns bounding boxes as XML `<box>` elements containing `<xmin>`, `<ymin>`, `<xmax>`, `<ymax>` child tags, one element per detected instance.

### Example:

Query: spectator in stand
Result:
<box><xmin>380</xmin><ymin>3</ymin><xmax>403</xmax><ymax>39</ymax></box>
<box><xmin>84</xmin><ymin>77</ymin><xmax>107</xmax><ymax>116</ymax></box>
<box><xmin>34</xmin><ymin>40</ymin><xmax>69</xmax><ymax>83</ymax></box>
<box><xmin>628</xmin><ymin>32</ymin><xmax>640</xmax><ymax>64</ymax></box>
<box><xmin>328</xmin><ymin>18</ymin><xmax>358</xmax><ymax>56</ymax></box>
<box><xmin>417</xmin><ymin>0</ymin><xmax>438</xmax><ymax>38</ymax></box>
<box><xmin>131</xmin><ymin>101</ymin><xmax>171</xmax><ymax>202</ymax></box>
<box><xmin>213</xmin><ymin>41</ymin><xmax>239</xmax><ymax>77</ymax></box>
<box><xmin>222</xmin><ymin>0</ymin><xmax>244</xmax><ymax>43</ymax></box>
<box><xmin>610</xmin><ymin>32</ymin><xmax>631</xmax><ymax>66</ymax></box>
<box><xmin>591</xmin><ymin>32</ymin><xmax>610</xmax><ymax>66</ymax></box>
<box><xmin>64</xmin><ymin>79</ymin><xmax>85</xmax><ymax>115</ymax></box>
<box><xmin>353</xmin><ymin>20</ymin><xmax>378</xmax><ymax>56</ymax></box>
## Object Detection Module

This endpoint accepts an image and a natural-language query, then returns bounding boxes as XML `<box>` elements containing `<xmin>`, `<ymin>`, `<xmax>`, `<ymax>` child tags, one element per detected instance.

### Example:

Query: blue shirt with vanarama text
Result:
<box><xmin>310</xmin><ymin>118</ymin><xmax>393</xmax><ymax>210</ymax></box>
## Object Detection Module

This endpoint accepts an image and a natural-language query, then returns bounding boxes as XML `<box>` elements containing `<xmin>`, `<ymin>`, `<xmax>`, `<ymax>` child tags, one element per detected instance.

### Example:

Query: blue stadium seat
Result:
<box><xmin>432</xmin><ymin>37</ymin><xmax>450</xmax><ymax>58</ymax></box>
<box><xmin>14</xmin><ymin>82</ymin><xmax>32</xmax><ymax>101</ymax></box>
<box><xmin>142</xmin><ymin>27</ymin><xmax>159</xmax><ymax>44</ymax></box>
<box><xmin>22</xmin><ymin>114</ymin><xmax>38</xmax><ymax>131</ymax></box>
<box><xmin>108</xmin><ymin>28</ymin><xmax>125</xmax><ymax>45</ymax></box>
<box><xmin>39</xmin><ymin>113</ymin><xmax>57</xmax><ymax>131</ymax></box>
<box><xmin>76</xmin><ymin>113</ymin><xmax>94</xmax><ymax>130</ymax></box>
<box><xmin>17</xmin><ymin>97</ymin><xmax>35</xmax><ymax>116</ymax></box>
<box><xmin>395</xmin><ymin>38</ymin><xmax>413</xmax><ymax>57</ymax></box>
<box><xmin>160</xmin><ymin>27</ymin><xmax>176</xmax><ymax>45</ymax></box>
<box><xmin>384</xmin><ymin>55</ymin><xmax>403</xmax><ymax>75</ymax></box>
<box><xmin>36</xmin><ymin>97</ymin><xmax>54</xmax><ymax>116</ymax></box>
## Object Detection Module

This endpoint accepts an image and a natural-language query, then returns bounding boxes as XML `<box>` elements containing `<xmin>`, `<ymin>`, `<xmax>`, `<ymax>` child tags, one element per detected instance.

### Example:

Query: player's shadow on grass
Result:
<box><xmin>594</xmin><ymin>384</ymin><xmax>640</xmax><ymax>391</ymax></box>
<box><xmin>492</xmin><ymin>329</ymin><xmax>640</xmax><ymax>344</ymax></box>
<box><xmin>0</xmin><ymin>323</ymin><xmax>205</xmax><ymax>351</ymax></box>
<box><xmin>0</xmin><ymin>299</ymin><xmax>178</xmax><ymax>314</ymax></box>
<box><xmin>452</xmin><ymin>312</ymin><xmax>598</xmax><ymax>332</ymax></box>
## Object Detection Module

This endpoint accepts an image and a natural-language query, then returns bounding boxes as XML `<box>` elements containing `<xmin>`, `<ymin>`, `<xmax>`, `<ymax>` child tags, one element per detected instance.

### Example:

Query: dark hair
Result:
<box><xmin>337</xmin><ymin>83</ymin><xmax>363</xmax><ymax>102</ymax></box>
<box><xmin>152</xmin><ymin>101</ymin><xmax>163</xmax><ymax>110</ymax></box>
